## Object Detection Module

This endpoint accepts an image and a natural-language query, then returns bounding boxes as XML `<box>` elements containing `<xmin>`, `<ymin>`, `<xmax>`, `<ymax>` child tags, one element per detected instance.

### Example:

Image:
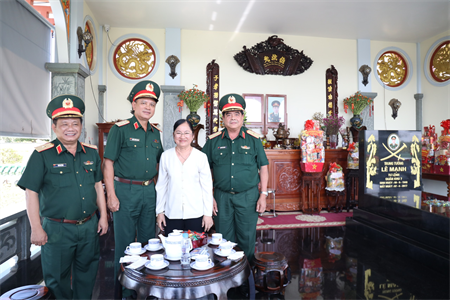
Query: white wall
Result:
<box><xmin>83</xmin><ymin>2</ymin><xmax>101</xmax><ymax>146</ymax></box>
<box><xmin>370</xmin><ymin>41</ymin><xmax>418</xmax><ymax>130</ymax></box>
<box><xmin>420</xmin><ymin>30</ymin><xmax>450</xmax><ymax>197</ymax></box>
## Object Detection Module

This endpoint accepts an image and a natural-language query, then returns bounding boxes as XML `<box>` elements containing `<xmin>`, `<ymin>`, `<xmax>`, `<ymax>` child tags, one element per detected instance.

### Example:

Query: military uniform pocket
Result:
<box><xmin>82</xmin><ymin>164</ymin><xmax>96</xmax><ymax>184</ymax></box>
<box><xmin>50</xmin><ymin>167</ymin><xmax>72</xmax><ymax>187</ymax></box>
<box><xmin>238</xmin><ymin>147</ymin><xmax>255</xmax><ymax>165</ymax></box>
<box><xmin>125</xmin><ymin>140</ymin><xmax>143</xmax><ymax>160</ymax></box>
<box><xmin>214</xmin><ymin>149</ymin><xmax>229</xmax><ymax>165</ymax></box>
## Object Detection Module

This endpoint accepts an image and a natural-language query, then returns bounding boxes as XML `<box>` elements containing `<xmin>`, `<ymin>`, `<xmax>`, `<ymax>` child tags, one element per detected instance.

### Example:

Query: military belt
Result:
<box><xmin>114</xmin><ymin>176</ymin><xmax>154</xmax><ymax>186</ymax></box>
<box><xmin>47</xmin><ymin>211</ymin><xmax>96</xmax><ymax>225</ymax></box>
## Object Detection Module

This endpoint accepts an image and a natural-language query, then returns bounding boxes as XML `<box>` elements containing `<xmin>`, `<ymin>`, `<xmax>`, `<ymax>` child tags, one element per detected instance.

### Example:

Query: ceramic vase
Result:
<box><xmin>350</xmin><ymin>114</ymin><xmax>363</xmax><ymax>129</ymax></box>
<box><xmin>186</xmin><ymin>111</ymin><xmax>200</xmax><ymax>128</ymax></box>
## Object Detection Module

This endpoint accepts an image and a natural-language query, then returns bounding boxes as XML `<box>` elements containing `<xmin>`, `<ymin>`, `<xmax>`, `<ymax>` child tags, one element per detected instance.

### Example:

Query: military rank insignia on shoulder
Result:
<box><xmin>208</xmin><ymin>131</ymin><xmax>222</xmax><ymax>140</ymax></box>
<box><xmin>115</xmin><ymin>120</ymin><xmax>130</xmax><ymax>127</ymax></box>
<box><xmin>35</xmin><ymin>142</ymin><xmax>54</xmax><ymax>153</ymax></box>
<box><xmin>246</xmin><ymin>129</ymin><xmax>260</xmax><ymax>139</ymax></box>
<box><xmin>151</xmin><ymin>123</ymin><xmax>162</xmax><ymax>132</ymax></box>
<box><xmin>81</xmin><ymin>142</ymin><xmax>98</xmax><ymax>150</ymax></box>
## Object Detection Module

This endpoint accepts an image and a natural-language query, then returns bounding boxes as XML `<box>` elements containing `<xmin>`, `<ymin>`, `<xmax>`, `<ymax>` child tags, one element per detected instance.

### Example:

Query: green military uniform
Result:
<box><xmin>18</xmin><ymin>95</ymin><xmax>103</xmax><ymax>300</ymax></box>
<box><xmin>103</xmin><ymin>81</ymin><xmax>163</xmax><ymax>291</ymax></box>
<box><xmin>269</xmin><ymin>100</ymin><xmax>281</xmax><ymax>122</ymax></box>
<box><xmin>202</xmin><ymin>94</ymin><xmax>268</xmax><ymax>262</ymax></box>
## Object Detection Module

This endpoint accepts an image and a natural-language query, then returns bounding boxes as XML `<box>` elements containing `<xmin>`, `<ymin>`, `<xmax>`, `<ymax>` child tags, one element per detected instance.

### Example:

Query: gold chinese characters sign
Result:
<box><xmin>362</xmin><ymin>130</ymin><xmax>422</xmax><ymax>209</ymax></box>
<box><xmin>234</xmin><ymin>35</ymin><xmax>313</xmax><ymax>76</ymax></box>
<box><xmin>325</xmin><ymin>65</ymin><xmax>338</xmax><ymax>117</ymax></box>
<box><xmin>206</xmin><ymin>60</ymin><xmax>220</xmax><ymax>135</ymax></box>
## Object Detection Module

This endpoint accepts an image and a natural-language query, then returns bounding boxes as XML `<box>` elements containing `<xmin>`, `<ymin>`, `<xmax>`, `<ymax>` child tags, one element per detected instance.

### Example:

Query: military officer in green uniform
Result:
<box><xmin>269</xmin><ymin>100</ymin><xmax>281</xmax><ymax>122</ymax></box>
<box><xmin>103</xmin><ymin>80</ymin><xmax>163</xmax><ymax>297</ymax></box>
<box><xmin>202</xmin><ymin>94</ymin><xmax>269</xmax><ymax>262</ymax></box>
<box><xmin>18</xmin><ymin>95</ymin><xmax>108</xmax><ymax>299</ymax></box>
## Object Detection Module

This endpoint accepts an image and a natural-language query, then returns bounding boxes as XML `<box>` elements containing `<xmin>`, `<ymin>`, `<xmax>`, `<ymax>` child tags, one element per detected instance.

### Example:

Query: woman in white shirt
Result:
<box><xmin>156</xmin><ymin>119</ymin><xmax>214</xmax><ymax>234</ymax></box>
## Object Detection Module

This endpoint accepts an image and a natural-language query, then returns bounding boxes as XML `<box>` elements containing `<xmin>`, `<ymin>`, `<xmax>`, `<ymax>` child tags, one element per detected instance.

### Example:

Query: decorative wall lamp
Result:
<box><xmin>77</xmin><ymin>26</ymin><xmax>93</xmax><ymax>59</ymax></box>
<box><xmin>388</xmin><ymin>98</ymin><xmax>402</xmax><ymax>119</ymax></box>
<box><xmin>165</xmin><ymin>55</ymin><xmax>180</xmax><ymax>79</ymax></box>
<box><xmin>359</xmin><ymin>64</ymin><xmax>372</xmax><ymax>86</ymax></box>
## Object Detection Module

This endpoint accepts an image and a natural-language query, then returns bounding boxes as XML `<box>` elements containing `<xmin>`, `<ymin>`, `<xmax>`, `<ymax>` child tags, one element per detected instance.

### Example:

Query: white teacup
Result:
<box><xmin>147</xmin><ymin>238</ymin><xmax>161</xmax><ymax>250</ymax></box>
<box><xmin>195</xmin><ymin>254</ymin><xmax>212</xmax><ymax>268</ymax></box>
<box><xmin>218</xmin><ymin>242</ymin><xmax>233</xmax><ymax>256</ymax></box>
<box><xmin>150</xmin><ymin>254</ymin><xmax>164</xmax><ymax>267</ymax></box>
<box><xmin>211</xmin><ymin>233</ymin><xmax>222</xmax><ymax>244</ymax></box>
<box><xmin>126</xmin><ymin>242</ymin><xmax>142</xmax><ymax>254</ymax></box>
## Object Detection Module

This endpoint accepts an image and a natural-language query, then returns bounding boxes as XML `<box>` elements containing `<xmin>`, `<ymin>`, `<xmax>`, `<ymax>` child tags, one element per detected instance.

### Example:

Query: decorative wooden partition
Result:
<box><xmin>265</xmin><ymin>149</ymin><xmax>348</xmax><ymax>212</ymax></box>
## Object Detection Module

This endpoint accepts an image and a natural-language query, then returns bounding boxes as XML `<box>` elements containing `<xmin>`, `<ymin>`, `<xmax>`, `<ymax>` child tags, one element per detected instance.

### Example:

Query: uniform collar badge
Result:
<box><xmin>134</xmin><ymin>122</ymin><xmax>139</xmax><ymax>130</ymax></box>
<box><xmin>56</xmin><ymin>144</ymin><xmax>63</xmax><ymax>154</ymax></box>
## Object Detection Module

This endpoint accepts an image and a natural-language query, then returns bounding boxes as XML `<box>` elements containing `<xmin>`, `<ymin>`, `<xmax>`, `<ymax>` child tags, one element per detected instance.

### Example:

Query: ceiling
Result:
<box><xmin>85</xmin><ymin>0</ymin><xmax>450</xmax><ymax>43</ymax></box>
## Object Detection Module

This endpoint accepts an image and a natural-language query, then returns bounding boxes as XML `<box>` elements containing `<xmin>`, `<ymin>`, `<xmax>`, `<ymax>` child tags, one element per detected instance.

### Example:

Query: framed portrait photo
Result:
<box><xmin>243</xmin><ymin>94</ymin><xmax>264</xmax><ymax>128</ymax></box>
<box><xmin>266</xmin><ymin>94</ymin><xmax>287</xmax><ymax>127</ymax></box>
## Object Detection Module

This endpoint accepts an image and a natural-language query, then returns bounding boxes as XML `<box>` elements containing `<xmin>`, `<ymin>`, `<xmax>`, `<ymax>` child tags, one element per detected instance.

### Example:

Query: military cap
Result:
<box><xmin>219</xmin><ymin>93</ymin><xmax>246</xmax><ymax>112</ymax></box>
<box><xmin>46</xmin><ymin>95</ymin><xmax>85</xmax><ymax>119</ymax></box>
<box><xmin>127</xmin><ymin>80</ymin><xmax>161</xmax><ymax>103</ymax></box>
<box><xmin>271</xmin><ymin>100</ymin><xmax>280</xmax><ymax>107</ymax></box>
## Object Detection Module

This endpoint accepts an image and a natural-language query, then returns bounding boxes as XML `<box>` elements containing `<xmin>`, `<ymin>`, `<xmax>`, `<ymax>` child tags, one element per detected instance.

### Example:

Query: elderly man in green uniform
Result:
<box><xmin>18</xmin><ymin>95</ymin><xmax>108</xmax><ymax>299</ymax></box>
<box><xmin>202</xmin><ymin>94</ymin><xmax>269</xmax><ymax>262</ymax></box>
<box><xmin>103</xmin><ymin>80</ymin><xmax>163</xmax><ymax>296</ymax></box>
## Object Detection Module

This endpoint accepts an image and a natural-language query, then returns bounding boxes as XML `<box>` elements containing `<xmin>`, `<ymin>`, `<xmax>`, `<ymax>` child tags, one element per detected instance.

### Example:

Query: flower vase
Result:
<box><xmin>186</xmin><ymin>111</ymin><xmax>200</xmax><ymax>128</ymax></box>
<box><xmin>330</xmin><ymin>134</ymin><xmax>338</xmax><ymax>149</ymax></box>
<box><xmin>350</xmin><ymin>114</ymin><xmax>363</xmax><ymax>129</ymax></box>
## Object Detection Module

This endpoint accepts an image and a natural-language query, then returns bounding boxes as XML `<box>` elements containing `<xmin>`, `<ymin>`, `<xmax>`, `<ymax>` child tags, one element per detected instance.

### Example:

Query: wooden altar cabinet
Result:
<box><xmin>265</xmin><ymin>149</ymin><xmax>348</xmax><ymax>212</ymax></box>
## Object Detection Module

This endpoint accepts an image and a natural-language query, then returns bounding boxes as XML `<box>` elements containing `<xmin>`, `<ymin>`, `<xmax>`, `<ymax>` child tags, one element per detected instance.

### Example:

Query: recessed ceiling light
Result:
<box><xmin>209</xmin><ymin>24</ymin><xmax>214</xmax><ymax>31</ymax></box>
<box><xmin>212</xmin><ymin>11</ymin><xmax>217</xmax><ymax>21</ymax></box>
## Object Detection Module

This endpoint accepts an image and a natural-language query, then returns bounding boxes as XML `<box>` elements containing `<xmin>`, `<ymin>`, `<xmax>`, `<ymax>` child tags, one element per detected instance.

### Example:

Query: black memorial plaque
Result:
<box><xmin>360</xmin><ymin>130</ymin><xmax>422</xmax><ymax>208</ymax></box>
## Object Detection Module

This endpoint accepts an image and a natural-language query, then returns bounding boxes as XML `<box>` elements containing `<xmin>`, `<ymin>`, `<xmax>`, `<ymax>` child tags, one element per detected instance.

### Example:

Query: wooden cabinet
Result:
<box><xmin>265</xmin><ymin>149</ymin><xmax>348</xmax><ymax>212</ymax></box>
<box><xmin>96</xmin><ymin>122</ymin><xmax>115</xmax><ymax>163</ymax></box>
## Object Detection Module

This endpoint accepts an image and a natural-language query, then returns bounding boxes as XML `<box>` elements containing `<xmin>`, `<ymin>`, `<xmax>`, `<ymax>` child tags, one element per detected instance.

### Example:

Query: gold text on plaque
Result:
<box><xmin>366</xmin><ymin>135</ymin><xmax>377</xmax><ymax>190</ymax></box>
<box><xmin>364</xmin><ymin>269</ymin><xmax>375</xmax><ymax>300</ymax></box>
<box><xmin>410</xmin><ymin>135</ymin><xmax>421</xmax><ymax>188</ymax></box>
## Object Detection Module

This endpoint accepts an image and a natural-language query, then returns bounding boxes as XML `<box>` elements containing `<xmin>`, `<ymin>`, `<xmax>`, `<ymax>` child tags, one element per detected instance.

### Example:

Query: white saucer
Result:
<box><xmin>208</xmin><ymin>238</ymin><xmax>227</xmax><ymax>245</ymax></box>
<box><xmin>190</xmin><ymin>261</ymin><xmax>214</xmax><ymax>271</ymax></box>
<box><xmin>145</xmin><ymin>260</ymin><xmax>169</xmax><ymax>270</ymax></box>
<box><xmin>124</xmin><ymin>248</ymin><xmax>146</xmax><ymax>255</ymax></box>
<box><xmin>164</xmin><ymin>254</ymin><xmax>181</xmax><ymax>261</ymax></box>
<box><xmin>145</xmin><ymin>244</ymin><xmax>163</xmax><ymax>251</ymax></box>
<box><xmin>214</xmin><ymin>248</ymin><xmax>236</xmax><ymax>257</ymax></box>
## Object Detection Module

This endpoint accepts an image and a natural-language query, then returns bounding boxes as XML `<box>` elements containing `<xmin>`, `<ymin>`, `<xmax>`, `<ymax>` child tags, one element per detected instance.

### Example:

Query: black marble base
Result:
<box><xmin>347</xmin><ymin>210</ymin><xmax>449</xmax><ymax>276</ymax></box>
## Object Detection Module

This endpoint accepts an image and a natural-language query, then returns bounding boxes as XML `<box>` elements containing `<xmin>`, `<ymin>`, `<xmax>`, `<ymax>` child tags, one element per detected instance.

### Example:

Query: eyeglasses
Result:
<box><xmin>175</xmin><ymin>131</ymin><xmax>192</xmax><ymax>136</ymax></box>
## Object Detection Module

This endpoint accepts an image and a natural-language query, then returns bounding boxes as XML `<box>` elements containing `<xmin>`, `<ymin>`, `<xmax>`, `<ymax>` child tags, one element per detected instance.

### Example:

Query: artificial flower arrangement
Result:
<box><xmin>322</xmin><ymin>115</ymin><xmax>345</xmax><ymax>135</ymax></box>
<box><xmin>343</xmin><ymin>91</ymin><xmax>373</xmax><ymax>115</ymax></box>
<box><xmin>177</xmin><ymin>84</ymin><xmax>210</xmax><ymax>113</ymax></box>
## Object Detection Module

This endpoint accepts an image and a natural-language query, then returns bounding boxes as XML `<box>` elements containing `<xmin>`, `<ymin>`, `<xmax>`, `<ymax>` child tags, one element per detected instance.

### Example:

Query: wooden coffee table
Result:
<box><xmin>118</xmin><ymin>244</ymin><xmax>255</xmax><ymax>300</ymax></box>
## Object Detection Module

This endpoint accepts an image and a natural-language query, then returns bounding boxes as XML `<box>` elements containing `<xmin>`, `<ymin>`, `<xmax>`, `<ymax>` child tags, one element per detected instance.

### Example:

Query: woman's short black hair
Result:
<box><xmin>173</xmin><ymin>119</ymin><xmax>194</xmax><ymax>133</ymax></box>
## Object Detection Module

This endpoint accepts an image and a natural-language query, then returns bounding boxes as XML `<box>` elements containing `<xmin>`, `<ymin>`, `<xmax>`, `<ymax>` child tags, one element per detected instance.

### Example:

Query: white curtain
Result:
<box><xmin>0</xmin><ymin>0</ymin><xmax>53</xmax><ymax>138</ymax></box>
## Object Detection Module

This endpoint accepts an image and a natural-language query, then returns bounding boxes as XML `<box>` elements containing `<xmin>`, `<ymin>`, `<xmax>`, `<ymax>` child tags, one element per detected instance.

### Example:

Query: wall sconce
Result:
<box><xmin>359</xmin><ymin>65</ymin><xmax>372</xmax><ymax>86</ymax></box>
<box><xmin>165</xmin><ymin>55</ymin><xmax>180</xmax><ymax>79</ymax></box>
<box><xmin>388</xmin><ymin>98</ymin><xmax>402</xmax><ymax>119</ymax></box>
<box><xmin>77</xmin><ymin>26</ymin><xmax>93</xmax><ymax>59</ymax></box>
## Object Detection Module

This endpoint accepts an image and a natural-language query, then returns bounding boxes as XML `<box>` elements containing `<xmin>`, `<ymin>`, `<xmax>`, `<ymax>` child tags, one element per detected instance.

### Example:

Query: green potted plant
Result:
<box><xmin>343</xmin><ymin>91</ymin><xmax>373</xmax><ymax>129</ymax></box>
<box><xmin>177</xmin><ymin>84</ymin><xmax>210</xmax><ymax>127</ymax></box>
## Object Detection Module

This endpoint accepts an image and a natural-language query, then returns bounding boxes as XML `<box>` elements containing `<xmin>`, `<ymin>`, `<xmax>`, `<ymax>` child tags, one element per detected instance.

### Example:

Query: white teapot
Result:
<box><xmin>159</xmin><ymin>230</ymin><xmax>191</xmax><ymax>259</ymax></box>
